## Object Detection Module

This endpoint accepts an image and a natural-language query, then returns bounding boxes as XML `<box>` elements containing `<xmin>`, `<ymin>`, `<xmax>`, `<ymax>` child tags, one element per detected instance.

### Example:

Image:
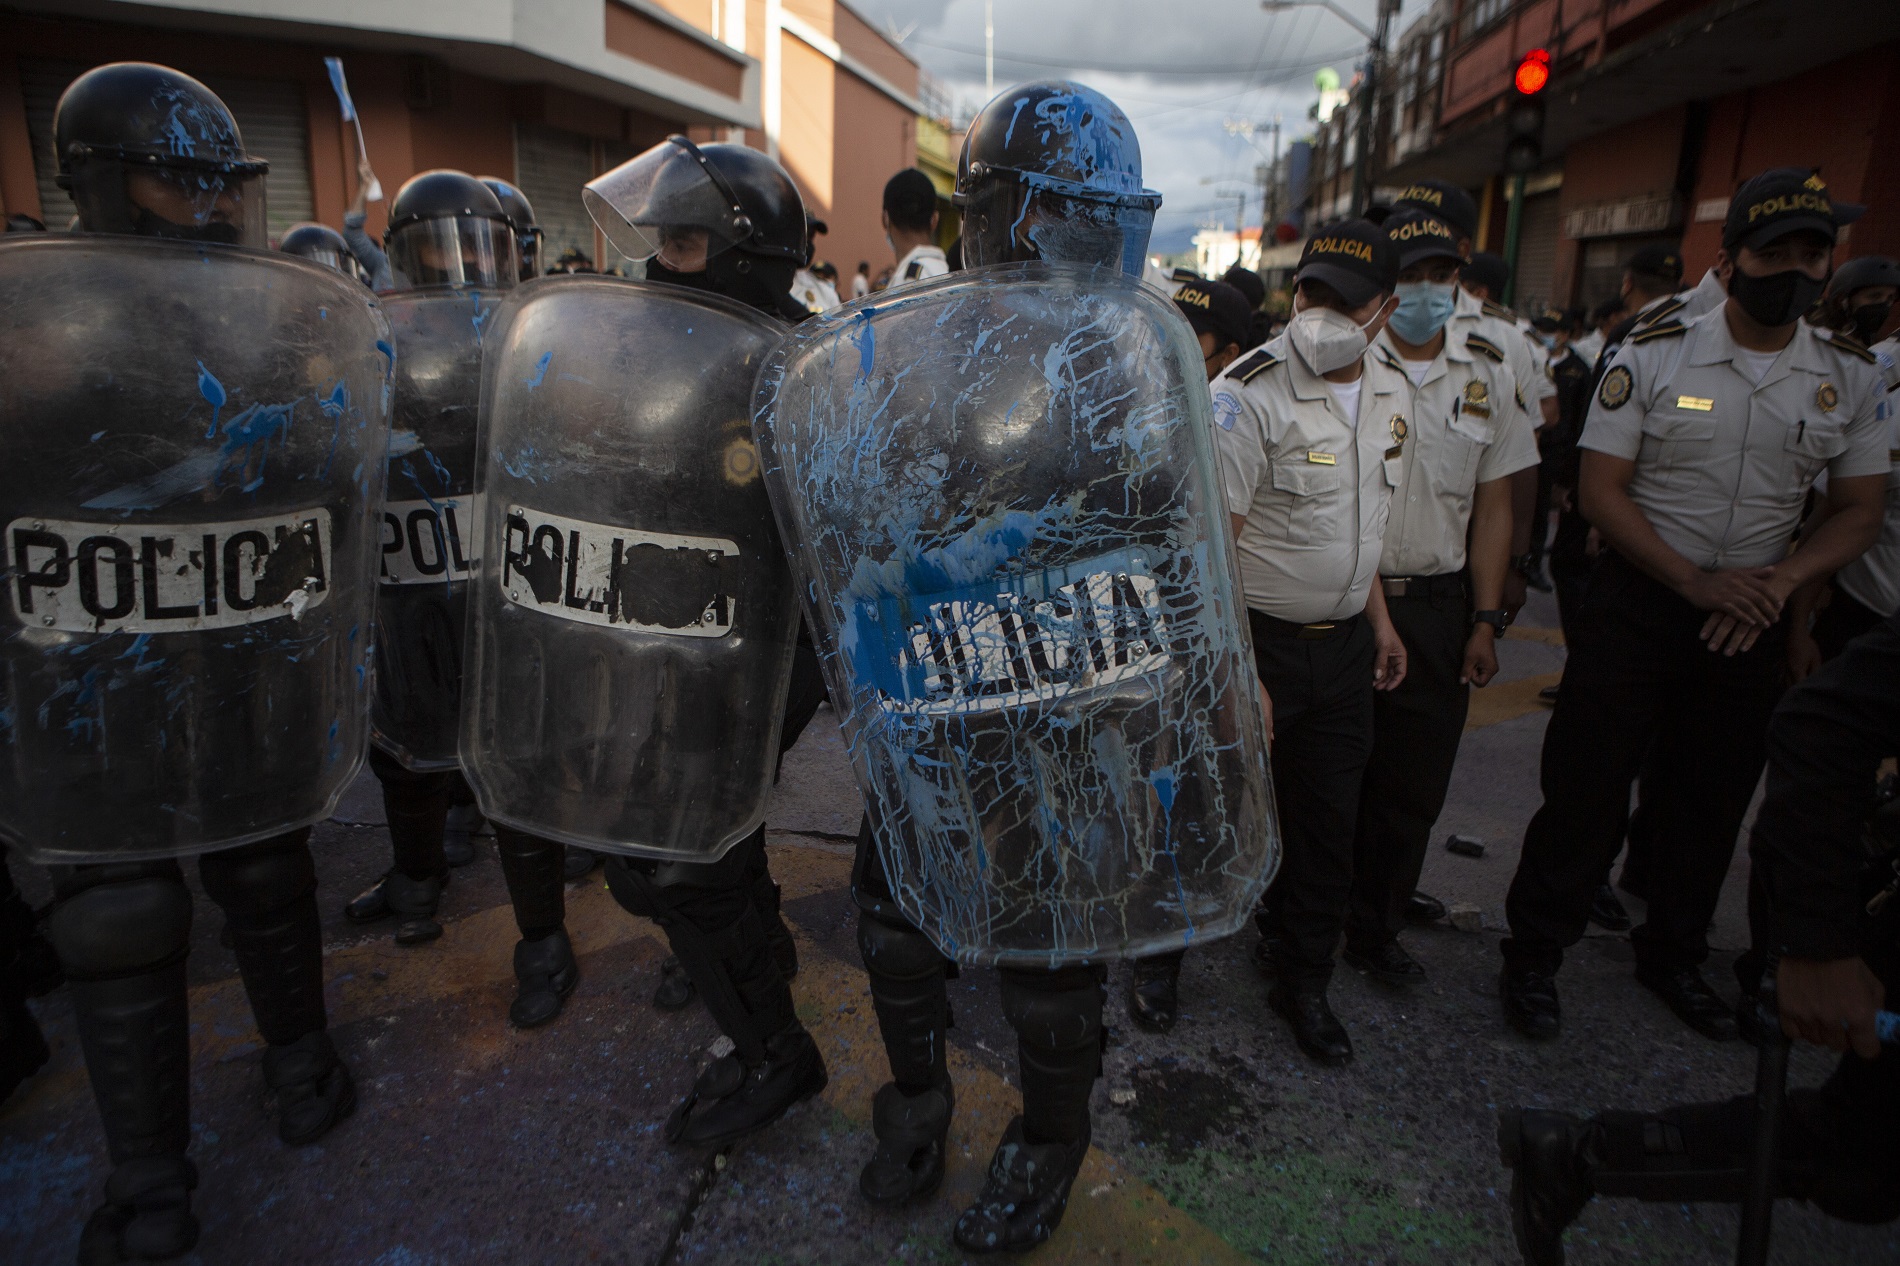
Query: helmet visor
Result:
<box><xmin>583</xmin><ymin>139</ymin><xmax>750</xmax><ymax>265</ymax></box>
<box><xmin>961</xmin><ymin>178</ymin><xmax>1155</xmax><ymax>277</ymax></box>
<box><xmin>386</xmin><ymin>215</ymin><xmax>519</xmax><ymax>290</ymax></box>
<box><xmin>70</xmin><ymin>160</ymin><xmax>268</xmax><ymax>248</ymax></box>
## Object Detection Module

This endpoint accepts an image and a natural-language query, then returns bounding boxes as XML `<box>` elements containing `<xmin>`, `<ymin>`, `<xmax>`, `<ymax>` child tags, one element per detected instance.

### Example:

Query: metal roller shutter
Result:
<box><xmin>20</xmin><ymin>60</ymin><xmax>312</xmax><ymax>240</ymax></box>
<box><xmin>515</xmin><ymin>123</ymin><xmax>597</xmax><ymax>273</ymax></box>
<box><xmin>1511</xmin><ymin>191</ymin><xmax>1562</xmax><ymax>317</ymax></box>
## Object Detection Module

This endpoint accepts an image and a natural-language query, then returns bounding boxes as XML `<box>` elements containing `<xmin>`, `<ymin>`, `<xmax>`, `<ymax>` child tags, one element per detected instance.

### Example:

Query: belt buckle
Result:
<box><xmin>1298</xmin><ymin>622</ymin><xmax>1336</xmax><ymax>640</ymax></box>
<box><xmin>1380</xmin><ymin>577</ymin><xmax>1409</xmax><ymax>598</ymax></box>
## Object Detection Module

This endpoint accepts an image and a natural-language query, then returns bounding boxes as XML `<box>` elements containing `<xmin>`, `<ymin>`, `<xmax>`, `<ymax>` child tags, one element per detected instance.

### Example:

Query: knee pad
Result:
<box><xmin>858</xmin><ymin>910</ymin><xmax>947</xmax><ymax>982</ymax></box>
<box><xmin>198</xmin><ymin>835</ymin><xmax>316</xmax><ymax>924</ymax></box>
<box><xmin>999</xmin><ymin>965</ymin><xmax>1105</xmax><ymax>1053</ymax></box>
<box><xmin>47</xmin><ymin>867</ymin><xmax>192</xmax><ymax>980</ymax></box>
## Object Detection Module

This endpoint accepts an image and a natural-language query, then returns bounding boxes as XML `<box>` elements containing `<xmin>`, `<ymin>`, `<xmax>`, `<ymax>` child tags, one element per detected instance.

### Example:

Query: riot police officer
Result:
<box><xmin>8</xmin><ymin>62</ymin><xmax>387</xmax><ymax>1261</ymax></box>
<box><xmin>277</xmin><ymin>221</ymin><xmax>370</xmax><ymax>285</ymax></box>
<box><xmin>1500</xmin><ymin>611</ymin><xmax>1900</xmax><ymax>1262</ymax></box>
<box><xmin>1500</xmin><ymin>169</ymin><xmax>1889</xmax><ymax>1044</ymax></box>
<box><xmin>479</xmin><ymin>176</ymin><xmax>544</xmax><ymax>283</ymax></box>
<box><xmin>344</xmin><ymin>170</ymin><xmax>579</xmax><ymax>1029</ymax></box>
<box><xmin>482</xmin><ymin>136</ymin><xmax>822</xmax><ymax>1148</ymax></box>
<box><xmin>758</xmin><ymin>82</ymin><xmax>1274</xmax><ymax>1252</ymax></box>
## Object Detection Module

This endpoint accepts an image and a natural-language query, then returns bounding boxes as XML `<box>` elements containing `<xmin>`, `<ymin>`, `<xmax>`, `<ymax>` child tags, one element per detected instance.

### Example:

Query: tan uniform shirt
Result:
<box><xmin>1452</xmin><ymin>286</ymin><xmax>1550</xmax><ymax>428</ymax></box>
<box><xmin>1581</xmin><ymin>307</ymin><xmax>1889</xmax><ymax>569</ymax></box>
<box><xmin>1833</xmin><ymin>334</ymin><xmax>1900</xmax><ymax>615</ymax></box>
<box><xmin>1374</xmin><ymin>326</ymin><xmax>1542</xmax><ymax>576</ymax></box>
<box><xmin>1211</xmin><ymin>332</ymin><xmax>1410</xmax><ymax>622</ymax></box>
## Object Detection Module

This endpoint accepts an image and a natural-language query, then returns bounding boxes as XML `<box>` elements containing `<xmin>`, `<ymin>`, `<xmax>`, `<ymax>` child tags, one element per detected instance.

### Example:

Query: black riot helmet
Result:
<box><xmin>277</xmin><ymin>221</ymin><xmax>369</xmax><ymax>285</ymax></box>
<box><xmin>54</xmin><ymin>62</ymin><xmax>270</xmax><ymax>247</ymax></box>
<box><xmin>383</xmin><ymin>169</ymin><xmax>518</xmax><ymax>290</ymax></box>
<box><xmin>478</xmin><ymin>176</ymin><xmax>543</xmax><ymax>280</ymax></box>
<box><xmin>955</xmin><ymin>80</ymin><xmax>1161</xmax><ymax>277</ymax></box>
<box><xmin>584</xmin><ymin>136</ymin><xmax>809</xmax><ymax>319</ymax></box>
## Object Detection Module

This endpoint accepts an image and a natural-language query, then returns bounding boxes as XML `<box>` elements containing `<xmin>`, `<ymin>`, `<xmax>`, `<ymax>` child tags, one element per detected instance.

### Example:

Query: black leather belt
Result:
<box><xmin>1380</xmin><ymin>573</ymin><xmax>1466</xmax><ymax>599</ymax></box>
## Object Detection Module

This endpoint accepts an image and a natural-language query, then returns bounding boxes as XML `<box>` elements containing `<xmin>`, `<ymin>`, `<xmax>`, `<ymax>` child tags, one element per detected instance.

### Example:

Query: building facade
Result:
<box><xmin>0</xmin><ymin>0</ymin><xmax>925</xmax><ymax>278</ymax></box>
<box><xmin>1308</xmin><ymin>0</ymin><xmax>1900</xmax><ymax>319</ymax></box>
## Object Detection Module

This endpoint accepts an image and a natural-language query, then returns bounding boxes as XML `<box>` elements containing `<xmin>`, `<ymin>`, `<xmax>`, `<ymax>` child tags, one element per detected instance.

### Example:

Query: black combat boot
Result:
<box><xmin>652</xmin><ymin>955</ymin><xmax>695</xmax><ymax>1010</ymax></box>
<box><xmin>344</xmin><ymin>868</ymin><xmax>447</xmax><ymax>945</ymax></box>
<box><xmin>953</xmin><ymin>1115</ymin><xmax>1092</xmax><ymax>1254</ymax></box>
<box><xmin>857</xmin><ymin>908</ymin><xmax>955</xmax><ymax>1204</ymax></box>
<box><xmin>665</xmin><ymin>1024</ymin><xmax>828</xmax><ymax>1148</ymax></box>
<box><xmin>1126</xmin><ymin>950</ymin><xmax>1182</xmax><ymax>1033</ymax></box>
<box><xmin>77</xmin><ymin>1155</ymin><xmax>199</xmax><ymax>1265</ymax></box>
<box><xmin>509</xmin><ymin>930</ymin><xmax>579</xmax><ymax>1028</ymax></box>
<box><xmin>263</xmin><ymin>1030</ymin><xmax>356</xmax><ymax>1146</ymax></box>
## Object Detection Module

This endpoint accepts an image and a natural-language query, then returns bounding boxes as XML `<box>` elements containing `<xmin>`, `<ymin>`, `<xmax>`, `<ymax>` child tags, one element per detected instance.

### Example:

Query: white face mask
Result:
<box><xmin>1288</xmin><ymin>302</ymin><xmax>1377</xmax><ymax>375</ymax></box>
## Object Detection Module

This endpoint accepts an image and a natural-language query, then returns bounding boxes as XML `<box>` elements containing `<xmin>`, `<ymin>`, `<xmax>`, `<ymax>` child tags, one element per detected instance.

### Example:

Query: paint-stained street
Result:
<box><xmin>4</xmin><ymin>596</ymin><xmax>1896</xmax><ymax>1265</ymax></box>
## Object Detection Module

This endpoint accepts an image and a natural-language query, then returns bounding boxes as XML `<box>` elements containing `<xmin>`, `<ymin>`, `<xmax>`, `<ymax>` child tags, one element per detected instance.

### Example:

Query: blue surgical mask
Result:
<box><xmin>1387</xmin><ymin>280</ymin><xmax>1458</xmax><ymax>345</ymax></box>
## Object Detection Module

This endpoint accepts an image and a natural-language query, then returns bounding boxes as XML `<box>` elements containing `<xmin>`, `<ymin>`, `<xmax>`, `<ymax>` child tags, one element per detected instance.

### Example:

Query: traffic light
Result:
<box><xmin>1504</xmin><ymin>49</ymin><xmax>1549</xmax><ymax>174</ymax></box>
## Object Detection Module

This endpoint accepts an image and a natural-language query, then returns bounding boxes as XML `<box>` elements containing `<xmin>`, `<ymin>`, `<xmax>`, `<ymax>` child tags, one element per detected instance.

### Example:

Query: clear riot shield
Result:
<box><xmin>753</xmin><ymin>262</ymin><xmax>1276</xmax><ymax>967</ymax></box>
<box><xmin>372</xmin><ymin>289</ymin><xmax>492</xmax><ymax>769</ymax></box>
<box><xmin>0</xmin><ymin>237</ymin><xmax>392</xmax><ymax>864</ymax></box>
<box><xmin>460</xmin><ymin>277</ymin><xmax>797</xmax><ymax>859</ymax></box>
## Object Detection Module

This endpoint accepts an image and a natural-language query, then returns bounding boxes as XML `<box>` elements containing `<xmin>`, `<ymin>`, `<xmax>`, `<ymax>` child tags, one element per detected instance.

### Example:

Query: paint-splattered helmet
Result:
<box><xmin>54</xmin><ymin>61</ymin><xmax>269</xmax><ymax>247</ymax></box>
<box><xmin>955</xmin><ymin>80</ymin><xmax>1161</xmax><ymax>276</ymax></box>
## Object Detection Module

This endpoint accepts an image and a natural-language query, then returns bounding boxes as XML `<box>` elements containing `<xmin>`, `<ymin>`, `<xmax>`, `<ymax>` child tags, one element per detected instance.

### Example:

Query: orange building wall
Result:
<box><xmin>1548</xmin><ymin>106</ymin><xmax>1686</xmax><ymax>303</ymax></box>
<box><xmin>829</xmin><ymin>69</ymin><xmax>916</xmax><ymax>277</ymax></box>
<box><xmin>1682</xmin><ymin>45</ymin><xmax>1900</xmax><ymax>273</ymax></box>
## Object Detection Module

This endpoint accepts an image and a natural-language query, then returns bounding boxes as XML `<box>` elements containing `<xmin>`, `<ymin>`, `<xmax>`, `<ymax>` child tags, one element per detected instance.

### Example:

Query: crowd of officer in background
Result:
<box><xmin>2</xmin><ymin>58</ymin><xmax>1898</xmax><ymax>1266</ymax></box>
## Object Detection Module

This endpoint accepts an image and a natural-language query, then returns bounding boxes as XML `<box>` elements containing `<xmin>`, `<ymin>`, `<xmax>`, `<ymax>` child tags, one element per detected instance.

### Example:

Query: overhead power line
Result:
<box><xmin>904</xmin><ymin>35</ymin><xmax>1359</xmax><ymax>78</ymax></box>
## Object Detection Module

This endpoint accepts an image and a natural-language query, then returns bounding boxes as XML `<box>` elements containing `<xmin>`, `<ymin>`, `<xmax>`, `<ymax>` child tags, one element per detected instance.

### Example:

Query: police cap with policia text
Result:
<box><xmin>1294</xmin><ymin>218</ymin><xmax>1399</xmax><ymax>308</ymax></box>
<box><xmin>1723</xmin><ymin>168</ymin><xmax>1864</xmax><ymax>252</ymax></box>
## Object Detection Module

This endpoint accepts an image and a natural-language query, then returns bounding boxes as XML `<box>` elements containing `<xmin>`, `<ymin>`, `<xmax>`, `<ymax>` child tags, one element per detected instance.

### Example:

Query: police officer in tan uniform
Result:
<box><xmin>1500</xmin><ymin>169</ymin><xmax>1889</xmax><ymax>1043</ymax></box>
<box><xmin>1211</xmin><ymin>221</ymin><xmax>1408</xmax><ymax>1065</ymax></box>
<box><xmin>1344</xmin><ymin>211</ymin><xmax>1540</xmax><ymax>984</ymax></box>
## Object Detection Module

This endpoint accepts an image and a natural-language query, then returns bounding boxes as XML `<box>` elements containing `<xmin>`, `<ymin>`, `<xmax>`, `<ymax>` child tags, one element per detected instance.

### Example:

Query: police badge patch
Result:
<box><xmin>1390</xmin><ymin>415</ymin><xmax>1408</xmax><ymax>446</ymax></box>
<box><xmin>1213</xmin><ymin>391</ymin><xmax>1242</xmax><ymax>431</ymax></box>
<box><xmin>1599</xmin><ymin>365</ymin><xmax>1633</xmax><ymax>409</ymax></box>
<box><xmin>1817</xmin><ymin>382</ymin><xmax>1839</xmax><ymax>413</ymax></box>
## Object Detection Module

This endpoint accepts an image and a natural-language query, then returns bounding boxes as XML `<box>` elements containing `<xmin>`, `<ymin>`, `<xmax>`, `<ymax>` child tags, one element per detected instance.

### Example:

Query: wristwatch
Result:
<box><xmin>1473</xmin><ymin>609</ymin><xmax>1511</xmax><ymax>635</ymax></box>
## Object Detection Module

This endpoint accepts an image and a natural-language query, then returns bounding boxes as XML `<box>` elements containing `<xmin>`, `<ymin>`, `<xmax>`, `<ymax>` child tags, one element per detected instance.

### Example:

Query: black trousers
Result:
<box><xmin>1347</xmin><ymin>578</ymin><xmax>1470</xmax><ymax>950</ymax></box>
<box><xmin>1249</xmin><ymin>609</ymin><xmax>1376</xmax><ymax>988</ymax></box>
<box><xmin>368</xmin><ymin>745</ymin><xmax>451</xmax><ymax>881</ymax></box>
<box><xmin>1813</xmin><ymin>586</ymin><xmax>1886</xmax><ymax>663</ymax></box>
<box><xmin>1505</xmin><ymin>553</ymin><xmax>1786</xmax><ymax>975</ymax></box>
<box><xmin>1549</xmin><ymin>504</ymin><xmax>1596</xmax><ymax>642</ymax></box>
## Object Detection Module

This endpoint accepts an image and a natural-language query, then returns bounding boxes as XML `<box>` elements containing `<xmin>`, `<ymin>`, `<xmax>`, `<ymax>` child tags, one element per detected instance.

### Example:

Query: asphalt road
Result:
<box><xmin>3</xmin><ymin>594</ymin><xmax>1895</xmax><ymax>1265</ymax></box>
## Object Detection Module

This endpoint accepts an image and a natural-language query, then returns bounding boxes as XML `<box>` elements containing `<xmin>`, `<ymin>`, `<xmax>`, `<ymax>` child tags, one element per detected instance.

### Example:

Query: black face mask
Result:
<box><xmin>1851</xmin><ymin>301</ymin><xmax>1893</xmax><ymax>343</ymax></box>
<box><xmin>1727</xmin><ymin>266</ymin><xmax>1828</xmax><ymax>328</ymax></box>
<box><xmin>647</xmin><ymin>251</ymin><xmax>799</xmax><ymax>320</ymax></box>
<box><xmin>129</xmin><ymin>203</ymin><xmax>242</xmax><ymax>245</ymax></box>
<box><xmin>644</xmin><ymin>257</ymin><xmax>713</xmax><ymax>292</ymax></box>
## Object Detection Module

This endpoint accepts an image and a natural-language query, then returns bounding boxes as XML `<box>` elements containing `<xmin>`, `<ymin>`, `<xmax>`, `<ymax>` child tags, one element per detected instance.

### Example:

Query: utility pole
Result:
<box><xmin>1264</xmin><ymin>1</ymin><xmax>1396</xmax><ymax>216</ymax></box>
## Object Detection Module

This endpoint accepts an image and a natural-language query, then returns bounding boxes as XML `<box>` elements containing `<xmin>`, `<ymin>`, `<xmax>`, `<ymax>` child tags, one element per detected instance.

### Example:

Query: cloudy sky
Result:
<box><xmin>848</xmin><ymin>0</ymin><xmax>1433</xmax><ymax>252</ymax></box>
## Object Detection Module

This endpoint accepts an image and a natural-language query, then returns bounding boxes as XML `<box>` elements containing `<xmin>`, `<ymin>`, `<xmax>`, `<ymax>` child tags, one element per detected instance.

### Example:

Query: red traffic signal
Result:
<box><xmin>1514</xmin><ymin>48</ymin><xmax>1551</xmax><ymax>95</ymax></box>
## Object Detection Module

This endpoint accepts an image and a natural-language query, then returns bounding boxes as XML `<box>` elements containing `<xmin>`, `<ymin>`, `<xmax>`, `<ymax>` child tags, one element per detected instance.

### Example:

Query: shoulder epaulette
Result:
<box><xmin>1823</xmin><ymin>328</ymin><xmax>1878</xmax><ymax>364</ymax></box>
<box><xmin>1464</xmin><ymin>333</ymin><xmax>1506</xmax><ymax>363</ymax></box>
<box><xmin>1635</xmin><ymin>297</ymin><xmax>1686</xmax><ymax>327</ymax></box>
<box><xmin>1628</xmin><ymin>320</ymin><xmax>1686</xmax><ymax>345</ymax></box>
<box><xmin>1231</xmin><ymin>347</ymin><xmax>1282</xmax><ymax>384</ymax></box>
<box><xmin>1481</xmin><ymin>300</ymin><xmax>1515</xmax><ymax>320</ymax></box>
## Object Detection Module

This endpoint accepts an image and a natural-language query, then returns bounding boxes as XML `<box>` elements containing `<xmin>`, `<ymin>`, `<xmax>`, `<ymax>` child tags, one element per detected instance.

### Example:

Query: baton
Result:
<box><xmin>1737</xmin><ymin>961</ymin><xmax>1788</xmax><ymax>1266</ymax></box>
